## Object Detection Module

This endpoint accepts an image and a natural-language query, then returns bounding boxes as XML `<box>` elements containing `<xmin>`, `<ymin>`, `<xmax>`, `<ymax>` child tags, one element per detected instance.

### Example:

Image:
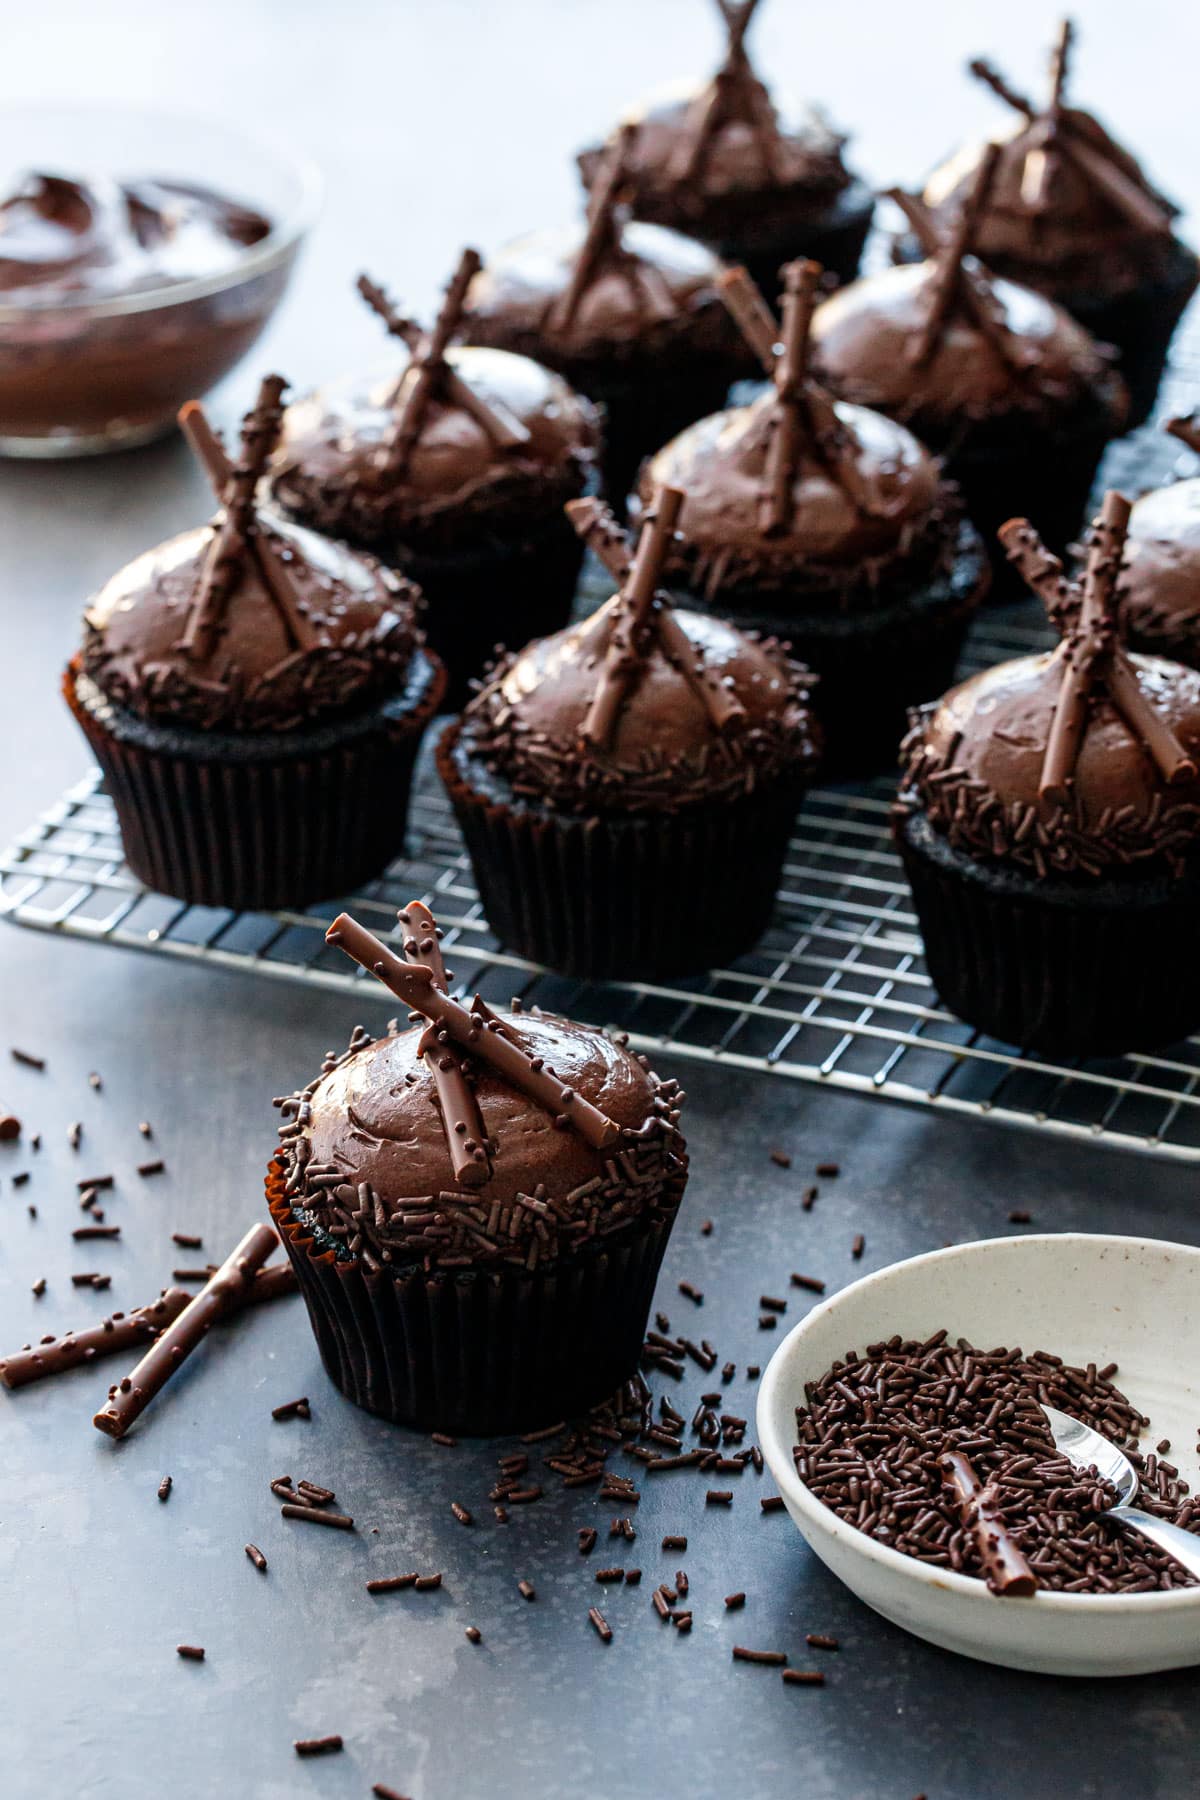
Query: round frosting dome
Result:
<box><xmin>81</xmin><ymin>514</ymin><xmax>420</xmax><ymax>733</ymax></box>
<box><xmin>811</xmin><ymin>261</ymin><xmax>1110</xmax><ymax>425</ymax></box>
<box><xmin>902</xmin><ymin>651</ymin><xmax>1200</xmax><ymax>875</ymax></box>
<box><xmin>277</xmin><ymin>1006</ymin><xmax>687</xmax><ymax>1270</ymax></box>
<box><xmin>640</xmin><ymin>390</ymin><xmax>944</xmax><ymax>584</ymax></box>
<box><xmin>268</xmin><ymin>345</ymin><xmax>600</xmax><ymax>549</ymax></box>
<box><xmin>1119</xmin><ymin>481</ymin><xmax>1200</xmax><ymax>658</ymax></box>
<box><xmin>457</xmin><ymin>599</ymin><xmax>819</xmax><ymax>813</ymax></box>
<box><xmin>578</xmin><ymin>82</ymin><xmax>851</xmax><ymax>213</ymax></box>
<box><xmin>464</xmin><ymin>222</ymin><xmax>730</xmax><ymax>361</ymax></box>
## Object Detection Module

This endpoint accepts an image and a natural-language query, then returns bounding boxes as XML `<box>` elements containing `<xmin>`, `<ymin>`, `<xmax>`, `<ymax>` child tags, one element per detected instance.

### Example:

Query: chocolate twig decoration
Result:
<box><xmin>550</xmin><ymin>125</ymin><xmax>677</xmax><ymax>336</ymax></box>
<box><xmin>326</xmin><ymin>913</ymin><xmax>622</xmax><ymax>1150</ymax></box>
<box><xmin>178</xmin><ymin>398</ymin><xmax>315</xmax><ymax>655</ymax></box>
<box><xmin>379</xmin><ymin>248</ymin><xmax>487</xmax><ymax>479</ymax></box>
<box><xmin>398</xmin><ymin>900</ymin><xmax>491</xmax><ymax>1189</ymax></box>
<box><xmin>970</xmin><ymin>19</ymin><xmax>1173</xmax><ymax>237</ymax></box>
<box><xmin>717</xmin><ymin>265</ymin><xmax>780</xmax><ymax>373</ymax></box>
<box><xmin>760</xmin><ymin>260</ymin><xmax>820</xmax><ymax>534</ymax></box>
<box><xmin>941</xmin><ymin>1452</ymin><xmax>1037</xmax><ymax>1597</ymax></box>
<box><xmin>911</xmin><ymin>144</ymin><xmax>1001</xmax><ymax>367</ymax></box>
<box><xmin>1</xmin><ymin>1265</ymin><xmax>297</xmax><ymax>1391</ymax></box>
<box><xmin>668</xmin><ymin>0</ymin><xmax>782</xmax><ymax>187</ymax></box>
<box><xmin>998</xmin><ymin>491</ymin><xmax>1197</xmax><ymax>806</ymax></box>
<box><xmin>356</xmin><ymin>271</ymin><xmax>529</xmax><ymax>453</ymax></box>
<box><xmin>1166</xmin><ymin>413</ymin><xmax>1200</xmax><ymax>458</ymax></box>
<box><xmin>583</xmin><ymin>486</ymin><xmax>684</xmax><ymax>748</ymax></box>
<box><xmin>93</xmin><ymin>1223</ymin><xmax>282</xmax><ymax>1439</ymax></box>
<box><xmin>565</xmin><ymin>494</ymin><xmax>747</xmax><ymax>741</ymax></box>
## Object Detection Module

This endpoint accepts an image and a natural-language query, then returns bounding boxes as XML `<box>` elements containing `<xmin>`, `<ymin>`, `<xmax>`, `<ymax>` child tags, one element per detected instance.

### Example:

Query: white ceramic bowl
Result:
<box><xmin>757</xmin><ymin>1233</ymin><xmax>1200</xmax><ymax>1677</ymax></box>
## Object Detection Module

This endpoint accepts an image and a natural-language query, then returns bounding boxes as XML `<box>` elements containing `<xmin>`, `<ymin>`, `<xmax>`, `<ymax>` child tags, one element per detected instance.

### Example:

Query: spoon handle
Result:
<box><xmin>1110</xmin><ymin>1506</ymin><xmax>1200</xmax><ymax>1581</ymax></box>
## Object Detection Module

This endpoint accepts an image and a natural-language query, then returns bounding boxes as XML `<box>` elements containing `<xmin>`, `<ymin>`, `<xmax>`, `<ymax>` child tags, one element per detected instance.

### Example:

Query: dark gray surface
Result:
<box><xmin>3</xmin><ymin>5</ymin><xmax>1200</xmax><ymax>1798</ymax></box>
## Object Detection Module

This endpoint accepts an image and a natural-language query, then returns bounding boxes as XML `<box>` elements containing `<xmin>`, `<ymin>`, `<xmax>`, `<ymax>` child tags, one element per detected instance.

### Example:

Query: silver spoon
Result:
<box><xmin>1041</xmin><ymin>1404</ymin><xmax>1200</xmax><ymax>1581</ymax></box>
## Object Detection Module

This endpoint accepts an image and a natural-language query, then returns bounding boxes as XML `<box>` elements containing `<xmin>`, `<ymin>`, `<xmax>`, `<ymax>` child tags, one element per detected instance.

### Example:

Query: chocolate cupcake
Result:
<box><xmin>66</xmin><ymin>377</ymin><xmax>444</xmax><ymax>910</ymax></box>
<box><xmin>895</xmin><ymin>493</ymin><xmax>1200</xmax><ymax>1059</ymax></box>
<box><xmin>268</xmin><ymin>254</ymin><xmax>600</xmax><ymax>705</ymax></box>
<box><xmin>636</xmin><ymin>260</ymin><xmax>990</xmax><ymax>773</ymax></box>
<box><xmin>814</xmin><ymin>147</ymin><xmax>1127</xmax><ymax>596</ymax></box>
<box><xmin>463</xmin><ymin>128</ymin><xmax>752</xmax><ymax>508</ymax></box>
<box><xmin>906</xmin><ymin>21</ymin><xmax>1199</xmax><ymax>427</ymax></box>
<box><xmin>438</xmin><ymin>485</ymin><xmax>821</xmax><ymax>979</ymax></box>
<box><xmin>268</xmin><ymin>900</ymin><xmax>688</xmax><ymax>1432</ymax></box>
<box><xmin>1116</xmin><ymin>415</ymin><xmax>1200</xmax><ymax>667</ymax></box>
<box><xmin>576</xmin><ymin>0</ymin><xmax>873</xmax><ymax>295</ymax></box>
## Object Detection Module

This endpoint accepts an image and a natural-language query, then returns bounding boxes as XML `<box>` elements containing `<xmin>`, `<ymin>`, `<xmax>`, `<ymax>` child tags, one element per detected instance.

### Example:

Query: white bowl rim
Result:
<box><xmin>757</xmin><ymin>1230</ymin><xmax>1200</xmax><ymax>1617</ymax></box>
<box><xmin>0</xmin><ymin>99</ymin><xmax>322</xmax><ymax>319</ymax></box>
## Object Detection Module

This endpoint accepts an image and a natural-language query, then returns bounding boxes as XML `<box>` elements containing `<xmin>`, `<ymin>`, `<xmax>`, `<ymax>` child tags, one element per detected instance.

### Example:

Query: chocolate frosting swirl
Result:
<box><xmin>81</xmin><ymin>514</ymin><xmax>421</xmax><ymax>733</ymax></box>
<box><xmin>0</xmin><ymin>173</ymin><xmax>270</xmax><ymax>303</ymax></box>
<box><xmin>637</xmin><ymin>388</ymin><xmax>952</xmax><ymax>602</ymax></box>
<box><xmin>458</xmin><ymin>599</ymin><xmax>818</xmax><ymax>814</ymax></box>
<box><xmin>922</xmin><ymin>112</ymin><xmax>1180</xmax><ymax>300</ymax></box>
<box><xmin>811</xmin><ymin>260</ymin><xmax>1114</xmax><ymax>432</ymax></box>
<box><xmin>1118</xmin><ymin>480</ymin><xmax>1200</xmax><ymax>661</ymax></box>
<box><xmin>577</xmin><ymin>84</ymin><xmax>852</xmax><ymax>226</ymax></box>
<box><xmin>463</xmin><ymin>221</ymin><xmax>742</xmax><ymax>366</ymax></box>
<box><xmin>276</xmin><ymin>1010</ymin><xmax>686</xmax><ymax>1271</ymax></box>
<box><xmin>268</xmin><ymin>346</ymin><xmax>600</xmax><ymax>553</ymax></box>
<box><xmin>898</xmin><ymin>650</ymin><xmax>1200</xmax><ymax>877</ymax></box>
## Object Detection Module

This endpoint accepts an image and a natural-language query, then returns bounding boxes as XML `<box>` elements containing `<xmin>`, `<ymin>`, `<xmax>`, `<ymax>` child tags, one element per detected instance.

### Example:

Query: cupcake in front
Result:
<box><xmin>438</xmin><ymin>483</ymin><xmax>822</xmax><ymax>981</ymax></box>
<box><xmin>894</xmin><ymin>492</ymin><xmax>1200</xmax><ymax>1060</ymax></box>
<box><xmin>268</xmin><ymin>900</ymin><xmax>687</xmax><ymax>1434</ymax></box>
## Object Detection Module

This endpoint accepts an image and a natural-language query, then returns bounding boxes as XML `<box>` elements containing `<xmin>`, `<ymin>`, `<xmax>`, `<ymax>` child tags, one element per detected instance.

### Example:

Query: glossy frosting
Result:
<box><xmin>1119</xmin><ymin>480</ymin><xmax>1200</xmax><ymax>659</ymax></box>
<box><xmin>464</xmin><ymin>221</ymin><xmax>736</xmax><ymax>364</ymax></box>
<box><xmin>811</xmin><ymin>260</ymin><xmax>1112</xmax><ymax>429</ymax></box>
<box><xmin>578</xmin><ymin>80</ymin><xmax>851</xmax><ymax>219</ymax></box>
<box><xmin>638</xmin><ymin>388</ymin><xmax>946</xmax><ymax>595</ymax></box>
<box><xmin>458</xmin><ymin>596</ymin><xmax>819</xmax><ymax>813</ymax></box>
<box><xmin>900</xmin><ymin>650</ymin><xmax>1200</xmax><ymax>875</ymax></box>
<box><xmin>922</xmin><ymin>111</ymin><xmax>1180</xmax><ymax>297</ymax></box>
<box><xmin>269</xmin><ymin>345</ymin><xmax>599</xmax><ymax>548</ymax></box>
<box><xmin>81</xmin><ymin>515</ymin><xmax>420</xmax><ymax>732</ymax></box>
<box><xmin>277</xmin><ymin>1009</ymin><xmax>687</xmax><ymax>1269</ymax></box>
<box><xmin>0</xmin><ymin>173</ymin><xmax>270</xmax><ymax>303</ymax></box>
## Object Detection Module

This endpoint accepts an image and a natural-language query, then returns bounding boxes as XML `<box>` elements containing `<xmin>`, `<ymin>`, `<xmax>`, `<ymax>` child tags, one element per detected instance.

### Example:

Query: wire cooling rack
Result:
<box><xmin>6</xmin><ymin>328</ymin><xmax>1200</xmax><ymax>1159</ymax></box>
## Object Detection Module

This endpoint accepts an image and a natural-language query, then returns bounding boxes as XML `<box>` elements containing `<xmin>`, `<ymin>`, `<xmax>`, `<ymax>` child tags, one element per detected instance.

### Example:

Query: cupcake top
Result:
<box><xmin>1118</xmin><ymin>417</ymin><xmax>1200</xmax><ymax>656</ymax></box>
<box><xmin>920</xmin><ymin>21</ymin><xmax>1182</xmax><ymax>299</ymax></box>
<box><xmin>813</xmin><ymin>147</ymin><xmax>1120</xmax><ymax>435</ymax></box>
<box><xmin>576</xmin><ymin>0</ymin><xmax>853</xmax><ymax>229</ymax></box>
<box><xmin>463</xmin><ymin>129</ymin><xmax>740</xmax><ymax>368</ymax></box>
<box><xmin>268</xmin><ymin>255</ymin><xmax>601</xmax><ymax>553</ymax></box>
<box><xmin>455</xmin><ymin>486</ymin><xmax>820</xmax><ymax>812</ymax></box>
<box><xmin>80</xmin><ymin>377</ymin><xmax>423</xmax><ymax>734</ymax></box>
<box><xmin>274</xmin><ymin>901</ymin><xmax>686</xmax><ymax>1272</ymax></box>
<box><xmin>899</xmin><ymin>494</ymin><xmax>1200</xmax><ymax>877</ymax></box>
<box><xmin>638</xmin><ymin>260</ymin><xmax>954</xmax><ymax>602</ymax></box>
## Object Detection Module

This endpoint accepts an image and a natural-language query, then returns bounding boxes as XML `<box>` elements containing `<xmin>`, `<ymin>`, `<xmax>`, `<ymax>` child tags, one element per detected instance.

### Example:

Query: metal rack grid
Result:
<box><xmin>6</xmin><ymin>329</ymin><xmax>1200</xmax><ymax>1159</ymax></box>
<box><xmin>8</xmin><ymin>595</ymin><xmax>1200</xmax><ymax>1161</ymax></box>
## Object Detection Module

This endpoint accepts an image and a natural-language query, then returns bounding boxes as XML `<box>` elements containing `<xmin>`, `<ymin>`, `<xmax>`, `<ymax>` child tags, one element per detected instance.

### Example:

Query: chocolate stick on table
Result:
<box><xmin>356</xmin><ymin>273</ymin><xmax>529</xmax><ymax>448</ymax></box>
<box><xmin>581</xmin><ymin>485</ymin><xmax>685</xmax><ymax>750</ymax></box>
<box><xmin>398</xmin><ymin>901</ymin><xmax>491</xmax><ymax>1189</ymax></box>
<box><xmin>93</xmin><ymin>1224</ymin><xmax>281</xmax><ymax>1440</ymax></box>
<box><xmin>941</xmin><ymin>1451</ymin><xmax>1037</xmax><ymax>1597</ymax></box>
<box><xmin>760</xmin><ymin>260</ymin><xmax>820</xmax><ymax>535</ymax></box>
<box><xmin>326</xmin><ymin>912</ymin><xmax>622</xmax><ymax>1150</ymax></box>
<box><xmin>2</xmin><ymin>1263</ymin><xmax>297</xmax><ymax>1391</ymax></box>
<box><xmin>177</xmin><ymin>396</ymin><xmax>314</xmax><ymax>655</ymax></box>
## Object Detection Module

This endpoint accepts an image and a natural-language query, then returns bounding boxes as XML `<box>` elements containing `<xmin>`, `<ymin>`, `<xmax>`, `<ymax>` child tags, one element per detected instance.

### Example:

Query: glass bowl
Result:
<box><xmin>0</xmin><ymin>102</ymin><xmax>321</xmax><ymax>457</ymax></box>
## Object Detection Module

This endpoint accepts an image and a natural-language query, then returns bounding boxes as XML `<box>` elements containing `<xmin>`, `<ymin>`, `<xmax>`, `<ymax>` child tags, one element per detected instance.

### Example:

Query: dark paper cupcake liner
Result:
<box><xmin>584</xmin><ymin>357</ymin><xmax>743</xmax><ymax>515</ymax></box>
<box><xmin>896</xmin><ymin>805</ymin><xmax>1200</xmax><ymax>1059</ymax></box>
<box><xmin>674</xmin><ymin>516</ymin><xmax>989</xmax><ymax>777</ymax></box>
<box><xmin>267</xmin><ymin>1155</ymin><xmax>686</xmax><ymax>1434</ymax></box>
<box><xmin>386</xmin><ymin>505</ymin><xmax>587</xmax><ymax>709</ymax></box>
<box><xmin>704</xmin><ymin>176</ymin><xmax>876</xmax><ymax>295</ymax></box>
<box><xmin>65</xmin><ymin>649</ymin><xmax>445</xmax><ymax>912</ymax></box>
<box><xmin>1063</xmin><ymin>238</ymin><xmax>1200</xmax><ymax>429</ymax></box>
<box><xmin>438</xmin><ymin>721</ymin><xmax>810</xmax><ymax>979</ymax></box>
